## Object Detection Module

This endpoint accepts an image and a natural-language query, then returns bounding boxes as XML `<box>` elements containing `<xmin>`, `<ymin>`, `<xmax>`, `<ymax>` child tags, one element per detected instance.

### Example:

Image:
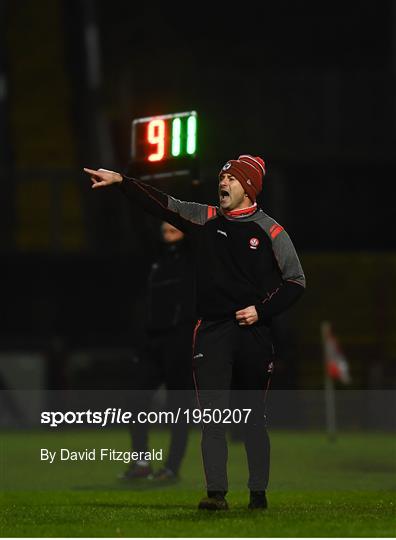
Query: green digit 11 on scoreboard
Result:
<box><xmin>131</xmin><ymin>111</ymin><xmax>197</xmax><ymax>163</ymax></box>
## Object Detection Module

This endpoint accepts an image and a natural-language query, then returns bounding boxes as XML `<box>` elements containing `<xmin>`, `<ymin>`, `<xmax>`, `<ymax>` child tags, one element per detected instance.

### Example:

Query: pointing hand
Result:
<box><xmin>83</xmin><ymin>168</ymin><xmax>123</xmax><ymax>189</ymax></box>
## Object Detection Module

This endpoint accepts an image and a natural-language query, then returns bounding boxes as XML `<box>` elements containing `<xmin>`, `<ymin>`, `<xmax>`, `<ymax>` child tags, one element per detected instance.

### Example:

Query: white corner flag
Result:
<box><xmin>321</xmin><ymin>321</ymin><xmax>351</xmax><ymax>441</ymax></box>
<box><xmin>322</xmin><ymin>321</ymin><xmax>351</xmax><ymax>384</ymax></box>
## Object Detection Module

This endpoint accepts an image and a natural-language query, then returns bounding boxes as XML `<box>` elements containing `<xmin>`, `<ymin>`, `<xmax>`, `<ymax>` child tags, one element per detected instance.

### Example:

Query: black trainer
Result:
<box><xmin>248</xmin><ymin>490</ymin><xmax>268</xmax><ymax>510</ymax></box>
<box><xmin>198</xmin><ymin>491</ymin><xmax>228</xmax><ymax>511</ymax></box>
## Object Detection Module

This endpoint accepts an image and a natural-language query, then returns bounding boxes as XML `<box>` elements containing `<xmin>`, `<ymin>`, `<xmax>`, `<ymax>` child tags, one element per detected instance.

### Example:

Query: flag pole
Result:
<box><xmin>321</xmin><ymin>321</ymin><xmax>337</xmax><ymax>442</ymax></box>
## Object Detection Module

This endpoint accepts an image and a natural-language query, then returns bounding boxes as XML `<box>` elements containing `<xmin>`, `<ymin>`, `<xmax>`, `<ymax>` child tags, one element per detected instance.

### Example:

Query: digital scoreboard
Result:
<box><xmin>130</xmin><ymin>111</ymin><xmax>198</xmax><ymax>181</ymax></box>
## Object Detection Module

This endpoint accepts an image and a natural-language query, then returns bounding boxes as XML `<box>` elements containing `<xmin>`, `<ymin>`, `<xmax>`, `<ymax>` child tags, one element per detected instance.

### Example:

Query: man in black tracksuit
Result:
<box><xmin>84</xmin><ymin>155</ymin><xmax>306</xmax><ymax>510</ymax></box>
<box><xmin>122</xmin><ymin>222</ymin><xmax>195</xmax><ymax>481</ymax></box>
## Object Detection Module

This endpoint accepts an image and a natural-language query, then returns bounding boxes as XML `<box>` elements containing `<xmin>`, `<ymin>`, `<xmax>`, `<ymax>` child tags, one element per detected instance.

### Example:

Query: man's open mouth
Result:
<box><xmin>220</xmin><ymin>190</ymin><xmax>230</xmax><ymax>200</ymax></box>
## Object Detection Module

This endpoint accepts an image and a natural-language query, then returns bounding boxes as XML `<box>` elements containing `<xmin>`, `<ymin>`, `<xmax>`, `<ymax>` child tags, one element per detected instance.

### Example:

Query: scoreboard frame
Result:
<box><xmin>131</xmin><ymin>110</ymin><xmax>198</xmax><ymax>164</ymax></box>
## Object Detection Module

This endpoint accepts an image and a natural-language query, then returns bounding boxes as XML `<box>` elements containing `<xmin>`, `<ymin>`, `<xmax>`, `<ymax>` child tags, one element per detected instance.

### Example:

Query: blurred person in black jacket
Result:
<box><xmin>120</xmin><ymin>221</ymin><xmax>195</xmax><ymax>482</ymax></box>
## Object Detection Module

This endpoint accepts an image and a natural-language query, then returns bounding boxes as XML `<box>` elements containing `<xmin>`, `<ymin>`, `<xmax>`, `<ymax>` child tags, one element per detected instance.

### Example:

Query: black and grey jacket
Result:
<box><xmin>119</xmin><ymin>177</ymin><xmax>306</xmax><ymax>325</ymax></box>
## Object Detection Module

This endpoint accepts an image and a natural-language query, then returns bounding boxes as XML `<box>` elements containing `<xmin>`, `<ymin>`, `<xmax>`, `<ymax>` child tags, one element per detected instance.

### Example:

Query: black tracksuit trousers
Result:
<box><xmin>129</xmin><ymin>324</ymin><xmax>193</xmax><ymax>474</ymax></box>
<box><xmin>192</xmin><ymin>318</ymin><xmax>273</xmax><ymax>493</ymax></box>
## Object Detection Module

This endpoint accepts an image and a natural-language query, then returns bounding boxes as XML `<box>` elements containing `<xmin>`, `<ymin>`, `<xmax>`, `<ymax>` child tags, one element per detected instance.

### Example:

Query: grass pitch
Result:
<box><xmin>1</xmin><ymin>429</ymin><xmax>395</xmax><ymax>537</ymax></box>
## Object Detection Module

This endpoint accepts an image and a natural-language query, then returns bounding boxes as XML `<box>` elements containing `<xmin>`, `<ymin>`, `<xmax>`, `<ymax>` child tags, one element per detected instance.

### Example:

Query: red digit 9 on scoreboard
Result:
<box><xmin>147</xmin><ymin>119</ymin><xmax>166</xmax><ymax>162</ymax></box>
<box><xmin>131</xmin><ymin>111</ymin><xmax>197</xmax><ymax>163</ymax></box>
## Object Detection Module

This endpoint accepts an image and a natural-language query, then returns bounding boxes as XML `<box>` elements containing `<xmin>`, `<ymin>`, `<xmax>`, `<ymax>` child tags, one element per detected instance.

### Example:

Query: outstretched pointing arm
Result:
<box><xmin>83</xmin><ymin>168</ymin><xmax>214</xmax><ymax>232</ymax></box>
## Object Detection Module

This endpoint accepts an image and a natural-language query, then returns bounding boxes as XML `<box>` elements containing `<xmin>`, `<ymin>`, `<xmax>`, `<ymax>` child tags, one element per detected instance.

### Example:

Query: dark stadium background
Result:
<box><xmin>0</xmin><ymin>1</ymin><xmax>395</xmax><ymax>427</ymax></box>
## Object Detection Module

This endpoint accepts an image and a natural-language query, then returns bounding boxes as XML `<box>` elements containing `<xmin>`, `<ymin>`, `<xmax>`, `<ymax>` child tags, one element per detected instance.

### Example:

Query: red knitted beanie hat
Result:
<box><xmin>219</xmin><ymin>155</ymin><xmax>266</xmax><ymax>202</ymax></box>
